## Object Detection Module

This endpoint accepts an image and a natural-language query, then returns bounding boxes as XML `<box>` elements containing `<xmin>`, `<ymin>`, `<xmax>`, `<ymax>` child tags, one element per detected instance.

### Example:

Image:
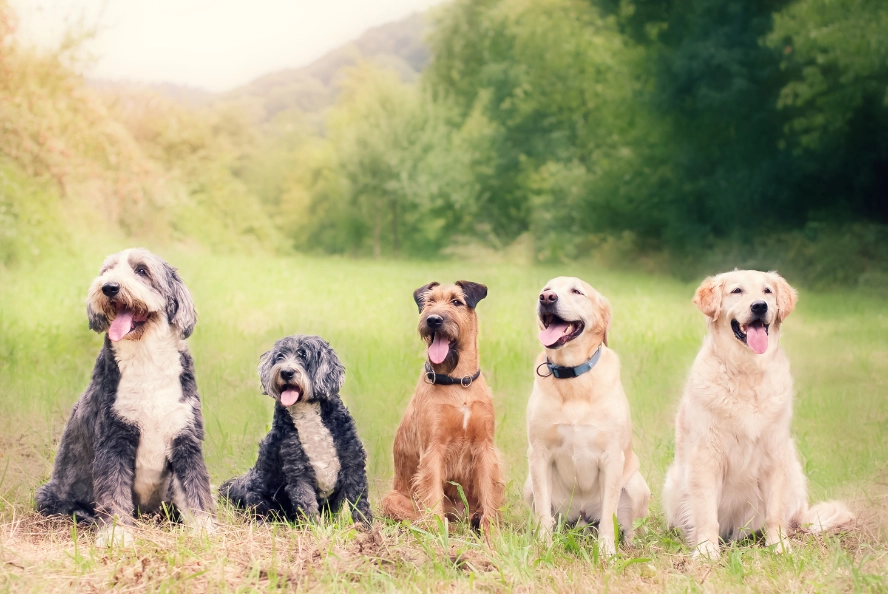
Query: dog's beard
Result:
<box><xmin>428</xmin><ymin>333</ymin><xmax>451</xmax><ymax>365</ymax></box>
<box><xmin>422</xmin><ymin>331</ymin><xmax>460</xmax><ymax>371</ymax></box>
<box><xmin>108</xmin><ymin>306</ymin><xmax>151</xmax><ymax>342</ymax></box>
<box><xmin>280</xmin><ymin>386</ymin><xmax>302</xmax><ymax>406</ymax></box>
<box><xmin>92</xmin><ymin>293</ymin><xmax>154</xmax><ymax>342</ymax></box>
<box><xmin>273</xmin><ymin>368</ymin><xmax>309</xmax><ymax>406</ymax></box>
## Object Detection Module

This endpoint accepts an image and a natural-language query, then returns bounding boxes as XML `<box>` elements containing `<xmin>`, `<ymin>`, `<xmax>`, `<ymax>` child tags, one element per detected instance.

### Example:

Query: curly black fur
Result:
<box><xmin>220</xmin><ymin>335</ymin><xmax>372</xmax><ymax>525</ymax></box>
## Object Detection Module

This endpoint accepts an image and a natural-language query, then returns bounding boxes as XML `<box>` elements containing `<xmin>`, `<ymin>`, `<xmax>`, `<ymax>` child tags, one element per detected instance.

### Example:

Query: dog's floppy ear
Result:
<box><xmin>597</xmin><ymin>293</ymin><xmax>612</xmax><ymax>347</ymax></box>
<box><xmin>768</xmin><ymin>272</ymin><xmax>798</xmax><ymax>323</ymax></box>
<box><xmin>694</xmin><ymin>275</ymin><xmax>724</xmax><ymax>321</ymax></box>
<box><xmin>456</xmin><ymin>281</ymin><xmax>488</xmax><ymax>309</ymax></box>
<box><xmin>257</xmin><ymin>350</ymin><xmax>272</xmax><ymax>395</ymax></box>
<box><xmin>413</xmin><ymin>282</ymin><xmax>440</xmax><ymax>313</ymax></box>
<box><xmin>163</xmin><ymin>263</ymin><xmax>197</xmax><ymax>339</ymax></box>
<box><xmin>311</xmin><ymin>337</ymin><xmax>346</xmax><ymax>397</ymax></box>
<box><xmin>87</xmin><ymin>301</ymin><xmax>110</xmax><ymax>334</ymax></box>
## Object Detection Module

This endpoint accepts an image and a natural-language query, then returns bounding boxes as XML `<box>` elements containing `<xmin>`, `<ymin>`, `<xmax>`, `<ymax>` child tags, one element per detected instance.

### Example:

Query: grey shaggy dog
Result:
<box><xmin>36</xmin><ymin>248</ymin><xmax>214</xmax><ymax>546</ymax></box>
<box><xmin>220</xmin><ymin>335</ymin><xmax>372</xmax><ymax>526</ymax></box>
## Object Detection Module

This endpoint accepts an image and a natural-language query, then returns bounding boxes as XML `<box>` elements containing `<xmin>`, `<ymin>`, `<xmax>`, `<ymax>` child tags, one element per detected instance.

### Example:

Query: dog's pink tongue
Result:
<box><xmin>108</xmin><ymin>309</ymin><xmax>134</xmax><ymax>342</ymax></box>
<box><xmin>539</xmin><ymin>322</ymin><xmax>570</xmax><ymax>347</ymax></box>
<box><xmin>429</xmin><ymin>334</ymin><xmax>450</xmax><ymax>365</ymax></box>
<box><xmin>747</xmin><ymin>322</ymin><xmax>769</xmax><ymax>354</ymax></box>
<box><xmin>281</xmin><ymin>389</ymin><xmax>301</xmax><ymax>406</ymax></box>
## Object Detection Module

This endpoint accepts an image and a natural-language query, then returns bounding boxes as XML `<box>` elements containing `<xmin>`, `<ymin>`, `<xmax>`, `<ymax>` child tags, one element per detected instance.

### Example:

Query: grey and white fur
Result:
<box><xmin>35</xmin><ymin>248</ymin><xmax>214</xmax><ymax>546</ymax></box>
<box><xmin>219</xmin><ymin>335</ymin><xmax>372</xmax><ymax>526</ymax></box>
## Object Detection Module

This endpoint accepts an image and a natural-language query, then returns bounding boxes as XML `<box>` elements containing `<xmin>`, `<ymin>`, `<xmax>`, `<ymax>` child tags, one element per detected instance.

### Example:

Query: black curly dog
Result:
<box><xmin>220</xmin><ymin>335</ymin><xmax>372</xmax><ymax>525</ymax></box>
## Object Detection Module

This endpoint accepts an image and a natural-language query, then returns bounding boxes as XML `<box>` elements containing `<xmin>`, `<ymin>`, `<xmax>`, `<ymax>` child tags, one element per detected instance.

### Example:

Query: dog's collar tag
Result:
<box><xmin>539</xmin><ymin>345</ymin><xmax>603</xmax><ymax>379</ymax></box>
<box><xmin>424</xmin><ymin>362</ymin><xmax>480</xmax><ymax>387</ymax></box>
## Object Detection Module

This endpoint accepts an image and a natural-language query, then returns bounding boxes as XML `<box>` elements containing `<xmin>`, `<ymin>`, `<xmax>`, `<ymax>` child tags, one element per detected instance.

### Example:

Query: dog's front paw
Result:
<box><xmin>766</xmin><ymin>527</ymin><xmax>792</xmax><ymax>554</ymax></box>
<box><xmin>188</xmin><ymin>515</ymin><xmax>217</xmax><ymax>538</ymax></box>
<box><xmin>535</xmin><ymin>515</ymin><xmax>554</xmax><ymax>544</ymax></box>
<box><xmin>95</xmin><ymin>524</ymin><xmax>134</xmax><ymax>548</ymax></box>
<box><xmin>692</xmin><ymin>539</ymin><xmax>721</xmax><ymax>560</ymax></box>
<box><xmin>598</xmin><ymin>536</ymin><xmax>617</xmax><ymax>558</ymax></box>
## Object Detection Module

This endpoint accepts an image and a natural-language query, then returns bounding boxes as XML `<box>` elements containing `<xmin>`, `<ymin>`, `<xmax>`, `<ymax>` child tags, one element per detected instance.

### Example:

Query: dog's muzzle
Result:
<box><xmin>538</xmin><ymin>306</ymin><xmax>585</xmax><ymax>349</ymax></box>
<box><xmin>275</xmin><ymin>367</ymin><xmax>306</xmax><ymax>406</ymax></box>
<box><xmin>731</xmin><ymin>316</ymin><xmax>770</xmax><ymax>355</ymax></box>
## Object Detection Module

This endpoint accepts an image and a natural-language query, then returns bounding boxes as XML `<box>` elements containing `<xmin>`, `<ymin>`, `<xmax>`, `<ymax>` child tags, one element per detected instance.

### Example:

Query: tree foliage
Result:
<box><xmin>2</xmin><ymin>0</ymin><xmax>886</xmax><ymax>282</ymax></box>
<box><xmin>290</xmin><ymin>0</ymin><xmax>886</xmax><ymax>265</ymax></box>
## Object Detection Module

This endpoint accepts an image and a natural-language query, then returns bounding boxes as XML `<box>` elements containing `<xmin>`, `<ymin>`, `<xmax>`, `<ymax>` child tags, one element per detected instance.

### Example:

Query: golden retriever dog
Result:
<box><xmin>524</xmin><ymin>277</ymin><xmax>650</xmax><ymax>555</ymax></box>
<box><xmin>381</xmin><ymin>281</ymin><xmax>505</xmax><ymax>534</ymax></box>
<box><xmin>663</xmin><ymin>270</ymin><xmax>854</xmax><ymax>558</ymax></box>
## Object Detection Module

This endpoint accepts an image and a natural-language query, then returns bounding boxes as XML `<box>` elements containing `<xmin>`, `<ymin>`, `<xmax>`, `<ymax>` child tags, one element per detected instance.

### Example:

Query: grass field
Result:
<box><xmin>0</xmin><ymin>248</ymin><xmax>886</xmax><ymax>592</ymax></box>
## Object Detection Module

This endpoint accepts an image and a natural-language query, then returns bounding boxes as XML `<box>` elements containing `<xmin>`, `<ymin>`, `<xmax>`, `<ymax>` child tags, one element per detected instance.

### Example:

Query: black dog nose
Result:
<box><xmin>280</xmin><ymin>368</ymin><xmax>295</xmax><ymax>381</ymax></box>
<box><xmin>751</xmin><ymin>300</ymin><xmax>768</xmax><ymax>315</ymax></box>
<box><xmin>540</xmin><ymin>290</ymin><xmax>558</xmax><ymax>305</ymax></box>
<box><xmin>426</xmin><ymin>315</ymin><xmax>444</xmax><ymax>329</ymax></box>
<box><xmin>102</xmin><ymin>282</ymin><xmax>120</xmax><ymax>297</ymax></box>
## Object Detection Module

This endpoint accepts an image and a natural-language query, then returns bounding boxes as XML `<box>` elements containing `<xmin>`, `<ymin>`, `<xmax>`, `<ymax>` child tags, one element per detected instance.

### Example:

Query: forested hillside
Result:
<box><xmin>2</xmin><ymin>0</ymin><xmax>886</xmax><ymax>286</ymax></box>
<box><xmin>238</xmin><ymin>0</ymin><xmax>888</xmax><ymax>285</ymax></box>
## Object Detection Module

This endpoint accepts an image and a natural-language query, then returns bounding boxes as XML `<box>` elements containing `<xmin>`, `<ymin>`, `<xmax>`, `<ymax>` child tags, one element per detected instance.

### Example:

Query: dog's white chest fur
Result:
<box><xmin>112</xmin><ymin>328</ymin><xmax>191</xmax><ymax>507</ymax></box>
<box><xmin>287</xmin><ymin>402</ymin><xmax>341</xmax><ymax>498</ymax></box>
<box><xmin>552</xmin><ymin>422</ymin><xmax>604</xmax><ymax>493</ymax></box>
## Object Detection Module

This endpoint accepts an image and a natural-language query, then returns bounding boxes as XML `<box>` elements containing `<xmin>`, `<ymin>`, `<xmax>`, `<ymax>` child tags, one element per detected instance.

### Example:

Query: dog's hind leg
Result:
<box><xmin>381</xmin><ymin>490</ymin><xmax>420</xmax><ymax>521</ymax></box>
<box><xmin>617</xmin><ymin>471</ymin><xmax>651</xmax><ymax>541</ymax></box>
<box><xmin>219</xmin><ymin>475</ymin><xmax>250</xmax><ymax>508</ymax></box>
<box><xmin>35</xmin><ymin>483</ymin><xmax>96</xmax><ymax>522</ymax></box>
<box><xmin>170</xmin><ymin>432</ymin><xmax>215</xmax><ymax>535</ymax></box>
<box><xmin>35</xmin><ymin>483</ymin><xmax>65</xmax><ymax>516</ymax></box>
<box><xmin>285</xmin><ymin>480</ymin><xmax>320</xmax><ymax>522</ymax></box>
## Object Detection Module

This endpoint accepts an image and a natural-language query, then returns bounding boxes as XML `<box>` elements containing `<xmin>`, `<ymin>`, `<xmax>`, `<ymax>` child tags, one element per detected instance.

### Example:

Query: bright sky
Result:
<box><xmin>11</xmin><ymin>0</ymin><xmax>445</xmax><ymax>92</ymax></box>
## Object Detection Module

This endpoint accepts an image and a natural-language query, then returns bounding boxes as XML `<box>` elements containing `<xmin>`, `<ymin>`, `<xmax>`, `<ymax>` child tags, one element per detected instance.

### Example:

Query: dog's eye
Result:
<box><xmin>451</xmin><ymin>299</ymin><xmax>463</xmax><ymax>306</ymax></box>
<box><xmin>135</xmin><ymin>266</ymin><xmax>148</xmax><ymax>277</ymax></box>
<box><xmin>764</xmin><ymin>287</ymin><xmax>772</xmax><ymax>294</ymax></box>
<box><xmin>274</xmin><ymin>353</ymin><xmax>285</xmax><ymax>363</ymax></box>
<box><xmin>297</xmin><ymin>349</ymin><xmax>307</xmax><ymax>359</ymax></box>
<box><xmin>731</xmin><ymin>288</ymin><xmax>742</xmax><ymax>294</ymax></box>
<box><xmin>571</xmin><ymin>289</ymin><xmax>583</xmax><ymax>295</ymax></box>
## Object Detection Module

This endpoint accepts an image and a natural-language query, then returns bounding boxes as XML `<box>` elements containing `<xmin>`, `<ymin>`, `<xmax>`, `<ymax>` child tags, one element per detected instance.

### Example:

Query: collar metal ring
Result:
<box><xmin>460</xmin><ymin>375</ymin><xmax>472</xmax><ymax>388</ymax></box>
<box><xmin>425</xmin><ymin>370</ymin><xmax>436</xmax><ymax>385</ymax></box>
<box><xmin>535</xmin><ymin>362</ymin><xmax>553</xmax><ymax>378</ymax></box>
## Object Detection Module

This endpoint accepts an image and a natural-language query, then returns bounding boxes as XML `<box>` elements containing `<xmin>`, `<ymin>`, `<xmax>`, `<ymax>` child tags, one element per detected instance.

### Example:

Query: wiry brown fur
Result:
<box><xmin>381</xmin><ymin>282</ymin><xmax>504</xmax><ymax>533</ymax></box>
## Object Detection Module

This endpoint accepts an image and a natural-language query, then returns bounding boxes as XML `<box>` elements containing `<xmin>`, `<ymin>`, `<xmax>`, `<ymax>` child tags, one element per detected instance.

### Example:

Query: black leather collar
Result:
<box><xmin>424</xmin><ymin>362</ymin><xmax>481</xmax><ymax>387</ymax></box>
<box><xmin>537</xmin><ymin>345</ymin><xmax>603</xmax><ymax>379</ymax></box>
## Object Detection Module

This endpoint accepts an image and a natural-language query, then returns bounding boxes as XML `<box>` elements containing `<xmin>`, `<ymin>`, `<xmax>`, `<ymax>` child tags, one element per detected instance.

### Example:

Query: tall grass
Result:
<box><xmin>0</xmin><ymin>249</ymin><xmax>885</xmax><ymax>591</ymax></box>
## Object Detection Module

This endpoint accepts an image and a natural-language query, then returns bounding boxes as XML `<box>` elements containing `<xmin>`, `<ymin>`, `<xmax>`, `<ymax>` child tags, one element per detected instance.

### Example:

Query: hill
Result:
<box><xmin>224</xmin><ymin>12</ymin><xmax>429</xmax><ymax>121</ymax></box>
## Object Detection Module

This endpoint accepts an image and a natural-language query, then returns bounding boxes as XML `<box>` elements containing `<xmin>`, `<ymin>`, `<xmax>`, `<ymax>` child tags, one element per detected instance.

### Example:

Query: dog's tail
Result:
<box><xmin>798</xmin><ymin>500</ymin><xmax>855</xmax><ymax>533</ymax></box>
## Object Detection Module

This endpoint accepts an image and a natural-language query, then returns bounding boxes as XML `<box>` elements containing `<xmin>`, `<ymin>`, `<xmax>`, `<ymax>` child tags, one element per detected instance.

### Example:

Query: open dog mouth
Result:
<box><xmin>427</xmin><ymin>333</ymin><xmax>456</xmax><ymax>365</ymax></box>
<box><xmin>279</xmin><ymin>383</ymin><xmax>303</xmax><ymax>407</ymax></box>
<box><xmin>538</xmin><ymin>314</ymin><xmax>585</xmax><ymax>348</ymax></box>
<box><xmin>108</xmin><ymin>304</ymin><xmax>151</xmax><ymax>342</ymax></box>
<box><xmin>731</xmin><ymin>319</ymin><xmax>770</xmax><ymax>354</ymax></box>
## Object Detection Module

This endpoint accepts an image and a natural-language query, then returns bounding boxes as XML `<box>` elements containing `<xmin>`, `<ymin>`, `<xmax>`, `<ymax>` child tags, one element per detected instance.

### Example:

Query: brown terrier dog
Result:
<box><xmin>381</xmin><ymin>281</ymin><xmax>504</xmax><ymax>533</ymax></box>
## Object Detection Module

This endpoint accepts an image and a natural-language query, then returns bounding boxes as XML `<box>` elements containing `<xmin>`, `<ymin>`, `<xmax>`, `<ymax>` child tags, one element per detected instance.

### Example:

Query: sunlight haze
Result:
<box><xmin>11</xmin><ymin>0</ymin><xmax>444</xmax><ymax>91</ymax></box>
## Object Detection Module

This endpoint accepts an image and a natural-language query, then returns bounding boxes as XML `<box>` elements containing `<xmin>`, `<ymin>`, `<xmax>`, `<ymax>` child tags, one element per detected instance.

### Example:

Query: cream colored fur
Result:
<box><xmin>662</xmin><ymin>270</ymin><xmax>854</xmax><ymax>559</ymax></box>
<box><xmin>287</xmin><ymin>402</ymin><xmax>341</xmax><ymax>498</ymax></box>
<box><xmin>524</xmin><ymin>277</ymin><xmax>650</xmax><ymax>556</ymax></box>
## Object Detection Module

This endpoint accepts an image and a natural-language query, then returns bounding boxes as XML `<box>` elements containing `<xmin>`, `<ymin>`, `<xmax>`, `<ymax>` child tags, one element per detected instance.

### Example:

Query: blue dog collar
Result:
<box><xmin>537</xmin><ymin>345</ymin><xmax>603</xmax><ymax>379</ymax></box>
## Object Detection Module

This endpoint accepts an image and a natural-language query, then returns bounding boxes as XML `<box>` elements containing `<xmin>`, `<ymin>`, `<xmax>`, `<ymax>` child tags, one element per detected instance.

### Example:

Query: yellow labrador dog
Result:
<box><xmin>524</xmin><ymin>277</ymin><xmax>650</xmax><ymax>555</ymax></box>
<box><xmin>663</xmin><ymin>270</ymin><xmax>854</xmax><ymax>559</ymax></box>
